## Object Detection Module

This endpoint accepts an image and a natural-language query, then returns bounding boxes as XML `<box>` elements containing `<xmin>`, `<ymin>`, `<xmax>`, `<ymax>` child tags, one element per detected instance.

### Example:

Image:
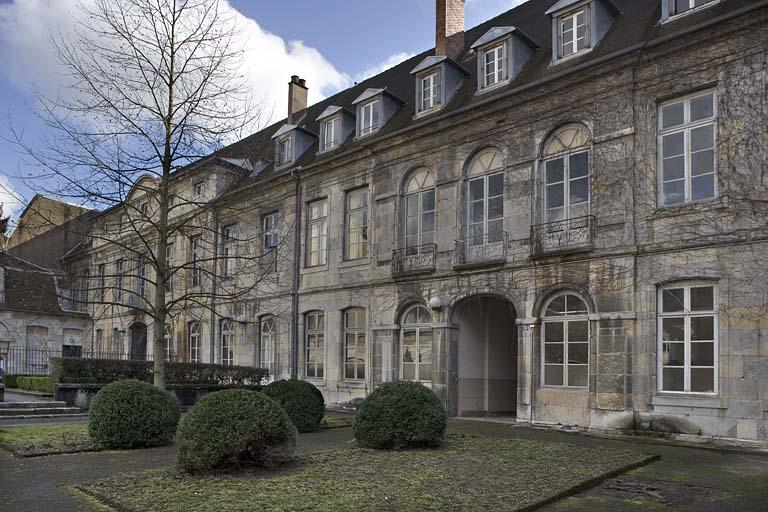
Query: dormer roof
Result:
<box><xmin>316</xmin><ymin>105</ymin><xmax>344</xmax><ymax>121</ymax></box>
<box><xmin>470</xmin><ymin>26</ymin><xmax>539</xmax><ymax>50</ymax></box>
<box><xmin>545</xmin><ymin>0</ymin><xmax>620</xmax><ymax>16</ymax></box>
<box><xmin>271</xmin><ymin>123</ymin><xmax>297</xmax><ymax>139</ymax></box>
<box><xmin>352</xmin><ymin>88</ymin><xmax>386</xmax><ymax>105</ymax></box>
<box><xmin>410</xmin><ymin>56</ymin><xmax>448</xmax><ymax>75</ymax></box>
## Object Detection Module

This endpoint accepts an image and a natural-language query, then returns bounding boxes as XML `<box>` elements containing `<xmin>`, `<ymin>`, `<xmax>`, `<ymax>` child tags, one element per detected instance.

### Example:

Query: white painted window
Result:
<box><xmin>305</xmin><ymin>311</ymin><xmax>325</xmax><ymax>378</ymax></box>
<box><xmin>98</xmin><ymin>264</ymin><xmax>106</xmax><ymax>301</ymax></box>
<box><xmin>307</xmin><ymin>199</ymin><xmax>328</xmax><ymax>267</ymax></box>
<box><xmin>669</xmin><ymin>0</ymin><xmax>717</xmax><ymax>16</ymax></box>
<box><xmin>344</xmin><ymin>308</ymin><xmax>366</xmax><ymax>380</ymax></box>
<box><xmin>164</xmin><ymin>242</ymin><xmax>174</xmax><ymax>293</ymax></box>
<box><xmin>193</xmin><ymin>181</ymin><xmax>204</xmax><ymax>198</ymax></box>
<box><xmin>276</xmin><ymin>135</ymin><xmax>293</xmax><ymax>166</ymax></box>
<box><xmin>95</xmin><ymin>329</ymin><xmax>104</xmax><ymax>353</ymax></box>
<box><xmin>136</xmin><ymin>254</ymin><xmax>147</xmax><ymax>300</ymax></box>
<box><xmin>359</xmin><ymin>100</ymin><xmax>380</xmax><ymax>136</ymax></box>
<box><xmin>658</xmin><ymin>284</ymin><xmax>717</xmax><ymax>394</ymax></box>
<box><xmin>420</xmin><ymin>72</ymin><xmax>441</xmax><ymax>111</ymax></box>
<box><xmin>400</xmin><ymin>305</ymin><xmax>433</xmax><ymax>382</ymax></box>
<box><xmin>322</xmin><ymin>116</ymin><xmax>340</xmax><ymax>151</ymax></box>
<box><xmin>163</xmin><ymin>324</ymin><xmax>173</xmax><ymax>362</ymax></box>
<box><xmin>263</xmin><ymin>212</ymin><xmax>279</xmax><ymax>250</ymax></box>
<box><xmin>559</xmin><ymin>8</ymin><xmax>589</xmax><ymax>58</ymax></box>
<box><xmin>221</xmin><ymin>224</ymin><xmax>237</xmax><ymax>277</ymax></box>
<box><xmin>404</xmin><ymin>169</ymin><xmax>436</xmax><ymax>249</ymax></box>
<box><xmin>190</xmin><ymin>235</ymin><xmax>202</xmax><ymax>287</ymax></box>
<box><xmin>220</xmin><ymin>318</ymin><xmax>235</xmax><ymax>366</ymax></box>
<box><xmin>482</xmin><ymin>42</ymin><xmax>506</xmax><ymax>89</ymax></box>
<box><xmin>345</xmin><ymin>188</ymin><xmax>369</xmax><ymax>260</ymax></box>
<box><xmin>468</xmin><ymin>173</ymin><xmax>504</xmax><ymax>246</ymax></box>
<box><xmin>542</xmin><ymin>293</ymin><xmax>590</xmax><ymax>388</ymax></box>
<box><xmin>541</xmin><ymin>124</ymin><xmax>591</xmax><ymax>223</ymax></box>
<box><xmin>658</xmin><ymin>91</ymin><xmax>717</xmax><ymax>206</ymax></box>
<box><xmin>188</xmin><ymin>321</ymin><xmax>201</xmax><ymax>363</ymax></box>
<box><xmin>260</xmin><ymin>316</ymin><xmax>276</xmax><ymax>375</ymax></box>
<box><xmin>115</xmin><ymin>259</ymin><xmax>124</xmax><ymax>303</ymax></box>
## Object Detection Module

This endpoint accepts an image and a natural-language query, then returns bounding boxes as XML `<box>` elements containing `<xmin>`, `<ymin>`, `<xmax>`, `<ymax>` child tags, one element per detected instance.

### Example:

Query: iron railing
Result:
<box><xmin>454</xmin><ymin>232</ymin><xmax>508</xmax><ymax>267</ymax></box>
<box><xmin>0</xmin><ymin>347</ymin><xmax>154</xmax><ymax>376</ymax></box>
<box><xmin>530</xmin><ymin>215</ymin><xmax>595</xmax><ymax>256</ymax></box>
<box><xmin>392</xmin><ymin>244</ymin><xmax>437</xmax><ymax>276</ymax></box>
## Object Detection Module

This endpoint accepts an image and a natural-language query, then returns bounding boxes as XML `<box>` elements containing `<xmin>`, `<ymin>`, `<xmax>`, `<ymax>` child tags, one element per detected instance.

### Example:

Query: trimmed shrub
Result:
<box><xmin>49</xmin><ymin>357</ymin><xmax>269</xmax><ymax>386</ymax></box>
<box><xmin>16</xmin><ymin>376</ymin><xmax>53</xmax><ymax>394</ymax></box>
<box><xmin>176</xmin><ymin>389</ymin><xmax>297</xmax><ymax>473</ymax></box>
<box><xmin>353</xmin><ymin>380</ymin><xmax>447</xmax><ymax>449</ymax></box>
<box><xmin>3</xmin><ymin>374</ymin><xmax>36</xmax><ymax>389</ymax></box>
<box><xmin>263</xmin><ymin>379</ymin><xmax>325</xmax><ymax>433</ymax></box>
<box><xmin>89</xmin><ymin>380</ymin><xmax>180</xmax><ymax>449</ymax></box>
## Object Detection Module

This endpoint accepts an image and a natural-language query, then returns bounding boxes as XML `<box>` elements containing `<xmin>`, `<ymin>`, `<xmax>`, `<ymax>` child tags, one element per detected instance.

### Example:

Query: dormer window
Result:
<box><xmin>321</xmin><ymin>115</ymin><xmax>340</xmax><ymax>151</ymax></box>
<box><xmin>419</xmin><ymin>72</ymin><xmax>441</xmax><ymax>111</ymax></box>
<box><xmin>276</xmin><ymin>134</ymin><xmax>293</xmax><ymax>166</ymax></box>
<box><xmin>663</xmin><ymin>0</ymin><xmax>718</xmax><ymax>21</ymax></box>
<box><xmin>359</xmin><ymin>100</ymin><xmax>380</xmax><ymax>136</ymax></box>
<box><xmin>482</xmin><ymin>42</ymin><xmax>507</xmax><ymax>89</ymax></box>
<box><xmin>558</xmin><ymin>7</ymin><xmax>588</xmax><ymax>58</ymax></box>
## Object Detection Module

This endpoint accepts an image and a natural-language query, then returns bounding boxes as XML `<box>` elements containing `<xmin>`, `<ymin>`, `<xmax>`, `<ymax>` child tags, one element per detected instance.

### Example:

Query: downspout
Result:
<box><xmin>290</xmin><ymin>169</ymin><xmax>302</xmax><ymax>379</ymax></box>
<box><xmin>288</xmin><ymin>170</ymin><xmax>302</xmax><ymax>378</ymax></box>
<box><xmin>209</xmin><ymin>207</ymin><xmax>220</xmax><ymax>364</ymax></box>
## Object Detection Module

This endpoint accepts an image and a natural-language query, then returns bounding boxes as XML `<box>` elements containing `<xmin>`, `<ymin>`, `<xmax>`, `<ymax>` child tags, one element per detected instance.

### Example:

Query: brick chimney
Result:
<box><xmin>436</xmin><ymin>0</ymin><xmax>465</xmax><ymax>58</ymax></box>
<box><xmin>287</xmin><ymin>75</ymin><xmax>308</xmax><ymax>124</ymax></box>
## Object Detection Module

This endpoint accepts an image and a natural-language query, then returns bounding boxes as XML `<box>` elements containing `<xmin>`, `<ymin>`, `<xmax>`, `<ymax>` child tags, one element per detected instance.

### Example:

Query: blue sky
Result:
<box><xmin>0</xmin><ymin>0</ymin><xmax>526</xmax><ymax>223</ymax></box>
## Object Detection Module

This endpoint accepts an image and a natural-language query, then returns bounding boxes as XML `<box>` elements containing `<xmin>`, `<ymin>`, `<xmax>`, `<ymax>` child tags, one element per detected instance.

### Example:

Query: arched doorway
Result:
<box><xmin>129</xmin><ymin>323</ymin><xmax>147</xmax><ymax>360</ymax></box>
<box><xmin>452</xmin><ymin>295</ymin><xmax>517</xmax><ymax>416</ymax></box>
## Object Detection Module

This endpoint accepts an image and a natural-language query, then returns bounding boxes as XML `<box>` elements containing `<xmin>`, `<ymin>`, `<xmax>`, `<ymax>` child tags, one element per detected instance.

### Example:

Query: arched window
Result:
<box><xmin>541</xmin><ymin>125</ymin><xmax>590</xmax><ymax>223</ymax></box>
<box><xmin>163</xmin><ymin>325</ymin><xmax>173</xmax><ymax>362</ymax></box>
<box><xmin>305</xmin><ymin>311</ymin><xmax>325</xmax><ymax>379</ymax></box>
<box><xmin>220</xmin><ymin>319</ymin><xmax>235</xmax><ymax>366</ymax></box>
<box><xmin>403</xmin><ymin>168</ymin><xmax>436</xmax><ymax>251</ymax></box>
<box><xmin>188</xmin><ymin>322</ymin><xmax>201</xmax><ymax>363</ymax></box>
<box><xmin>400</xmin><ymin>305</ymin><xmax>433</xmax><ymax>382</ymax></box>
<box><xmin>542</xmin><ymin>293</ymin><xmax>589</xmax><ymax>388</ymax></box>
<box><xmin>343</xmin><ymin>308</ymin><xmax>366</xmax><ymax>380</ymax></box>
<box><xmin>260</xmin><ymin>316</ymin><xmax>276</xmax><ymax>375</ymax></box>
<box><xmin>466</xmin><ymin>148</ymin><xmax>504</xmax><ymax>245</ymax></box>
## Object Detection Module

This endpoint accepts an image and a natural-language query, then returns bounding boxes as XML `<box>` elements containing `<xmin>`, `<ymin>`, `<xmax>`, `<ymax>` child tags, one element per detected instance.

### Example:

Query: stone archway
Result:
<box><xmin>452</xmin><ymin>295</ymin><xmax>518</xmax><ymax>417</ymax></box>
<box><xmin>129</xmin><ymin>323</ymin><xmax>148</xmax><ymax>360</ymax></box>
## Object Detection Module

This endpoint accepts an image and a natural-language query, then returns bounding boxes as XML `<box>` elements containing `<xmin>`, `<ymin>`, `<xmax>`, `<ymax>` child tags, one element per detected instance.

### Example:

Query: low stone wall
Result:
<box><xmin>55</xmin><ymin>383</ymin><xmax>261</xmax><ymax>410</ymax></box>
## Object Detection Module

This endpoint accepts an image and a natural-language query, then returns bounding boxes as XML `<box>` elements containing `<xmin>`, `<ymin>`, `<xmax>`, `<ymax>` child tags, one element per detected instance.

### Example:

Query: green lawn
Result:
<box><xmin>0</xmin><ymin>424</ymin><xmax>99</xmax><ymax>456</ymax></box>
<box><xmin>76</xmin><ymin>435</ymin><xmax>657</xmax><ymax>512</ymax></box>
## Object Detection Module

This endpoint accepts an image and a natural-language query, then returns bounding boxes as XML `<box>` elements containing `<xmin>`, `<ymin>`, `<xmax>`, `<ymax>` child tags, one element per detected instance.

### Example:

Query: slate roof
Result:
<box><xmin>189</xmin><ymin>0</ymin><xmax>760</xmax><ymax>190</ymax></box>
<box><xmin>0</xmin><ymin>253</ymin><xmax>76</xmax><ymax>315</ymax></box>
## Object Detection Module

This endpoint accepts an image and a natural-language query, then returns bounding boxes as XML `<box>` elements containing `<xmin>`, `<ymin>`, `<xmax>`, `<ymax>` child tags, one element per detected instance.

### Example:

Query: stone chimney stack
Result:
<box><xmin>287</xmin><ymin>75</ymin><xmax>308</xmax><ymax>124</ymax></box>
<box><xmin>436</xmin><ymin>0</ymin><xmax>465</xmax><ymax>58</ymax></box>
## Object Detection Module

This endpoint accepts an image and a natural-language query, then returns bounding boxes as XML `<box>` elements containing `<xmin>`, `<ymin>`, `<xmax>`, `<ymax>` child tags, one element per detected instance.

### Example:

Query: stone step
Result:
<box><xmin>0</xmin><ymin>407</ymin><xmax>82</xmax><ymax>417</ymax></box>
<box><xmin>0</xmin><ymin>401</ymin><xmax>68</xmax><ymax>409</ymax></box>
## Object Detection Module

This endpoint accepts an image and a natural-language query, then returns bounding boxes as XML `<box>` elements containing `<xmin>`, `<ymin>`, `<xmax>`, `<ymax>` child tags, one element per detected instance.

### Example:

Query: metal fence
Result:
<box><xmin>0</xmin><ymin>347</ymin><xmax>154</xmax><ymax>376</ymax></box>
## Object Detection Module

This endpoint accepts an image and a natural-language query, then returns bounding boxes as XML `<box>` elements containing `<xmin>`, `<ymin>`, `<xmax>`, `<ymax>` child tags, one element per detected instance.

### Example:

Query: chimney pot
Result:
<box><xmin>436</xmin><ymin>0</ymin><xmax>465</xmax><ymax>58</ymax></box>
<box><xmin>288</xmin><ymin>76</ymin><xmax>308</xmax><ymax>124</ymax></box>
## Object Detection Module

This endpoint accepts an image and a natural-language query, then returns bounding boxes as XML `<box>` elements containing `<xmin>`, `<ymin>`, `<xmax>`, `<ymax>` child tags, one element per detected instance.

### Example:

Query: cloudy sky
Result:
<box><xmin>0</xmin><ymin>0</ymin><xmax>527</xmax><ymax>223</ymax></box>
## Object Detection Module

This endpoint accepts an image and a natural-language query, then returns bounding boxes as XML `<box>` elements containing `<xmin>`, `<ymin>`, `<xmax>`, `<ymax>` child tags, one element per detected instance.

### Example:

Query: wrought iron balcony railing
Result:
<box><xmin>392</xmin><ymin>244</ymin><xmax>437</xmax><ymax>276</ymax></box>
<box><xmin>530</xmin><ymin>215</ymin><xmax>595</xmax><ymax>255</ymax></box>
<box><xmin>454</xmin><ymin>232</ymin><xmax>508</xmax><ymax>268</ymax></box>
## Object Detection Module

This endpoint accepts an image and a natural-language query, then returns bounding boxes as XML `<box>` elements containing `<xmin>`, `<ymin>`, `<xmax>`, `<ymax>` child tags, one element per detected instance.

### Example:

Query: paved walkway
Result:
<box><xmin>2</xmin><ymin>390</ymin><xmax>52</xmax><ymax>402</ymax></box>
<box><xmin>0</xmin><ymin>419</ymin><xmax>766</xmax><ymax>511</ymax></box>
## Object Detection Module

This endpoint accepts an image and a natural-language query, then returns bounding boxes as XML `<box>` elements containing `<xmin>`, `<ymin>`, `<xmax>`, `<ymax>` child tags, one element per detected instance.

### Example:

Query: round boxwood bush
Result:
<box><xmin>262</xmin><ymin>379</ymin><xmax>324</xmax><ymax>433</ymax></box>
<box><xmin>88</xmin><ymin>379</ymin><xmax>180</xmax><ymax>449</ymax></box>
<box><xmin>176</xmin><ymin>389</ymin><xmax>297</xmax><ymax>473</ymax></box>
<box><xmin>353</xmin><ymin>380</ymin><xmax>447</xmax><ymax>449</ymax></box>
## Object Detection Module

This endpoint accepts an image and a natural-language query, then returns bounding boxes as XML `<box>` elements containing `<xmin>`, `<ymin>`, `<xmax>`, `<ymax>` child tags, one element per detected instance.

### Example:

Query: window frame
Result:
<box><xmin>556</xmin><ymin>6</ymin><xmax>590</xmax><ymax>60</ymax></box>
<box><xmin>221</xmin><ymin>224</ymin><xmax>237</xmax><ymax>278</ymax></box>
<box><xmin>306</xmin><ymin>198</ymin><xmax>328</xmax><ymax>267</ymax></box>
<box><xmin>188</xmin><ymin>321</ymin><xmax>201</xmax><ymax>363</ymax></box>
<box><xmin>115</xmin><ymin>258</ymin><xmax>124</xmax><ymax>303</ymax></box>
<box><xmin>321</xmin><ymin>115</ymin><xmax>341</xmax><ymax>152</ymax></box>
<box><xmin>480</xmin><ymin>41</ymin><xmax>507</xmax><ymax>90</ymax></box>
<box><xmin>276</xmin><ymin>134</ymin><xmax>293</xmax><ymax>166</ymax></box>
<box><xmin>664</xmin><ymin>0</ymin><xmax>720</xmax><ymax>21</ymax></box>
<box><xmin>164</xmin><ymin>242</ymin><xmax>174</xmax><ymax>293</ymax></box>
<box><xmin>193</xmin><ymin>181</ymin><xmax>204</xmax><ymax>198</ymax></box>
<box><xmin>657</xmin><ymin>90</ymin><xmax>718</xmax><ymax>207</ymax></box>
<box><xmin>466</xmin><ymin>172</ymin><xmax>504</xmax><ymax>246</ymax></box>
<box><xmin>657</xmin><ymin>283</ymin><xmax>718</xmax><ymax>395</ymax></box>
<box><xmin>344</xmin><ymin>187</ymin><xmax>369</xmax><ymax>261</ymax></box>
<box><xmin>418</xmin><ymin>70</ymin><xmax>442</xmax><ymax>113</ymax></box>
<box><xmin>220</xmin><ymin>318</ymin><xmax>235</xmax><ymax>366</ymax></box>
<box><xmin>400</xmin><ymin>305</ymin><xmax>433</xmax><ymax>383</ymax></box>
<box><xmin>542</xmin><ymin>149</ymin><xmax>591</xmax><ymax>223</ymax></box>
<box><xmin>163</xmin><ymin>324</ymin><xmax>173</xmax><ymax>362</ymax></box>
<box><xmin>305</xmin><ymin>311</ymin><xmax>325</xmax><ymax>379</ymax></box>
<box><xmin>190</xmin><ymin>235</ymin><xmax>203</xmax><ymax>287</ymax></box>
<box><xmin>541</xmin><ymin>293</ymin><xmax>590</xmax><ymax>389</ymax></box>
<box><xmin>260</xmin><ymin>315</ymin><xmax>276</xmax><ymax>375</ymax></box>
<box><xmin>343</xmin><ymin>308</ymin><xmax>367</xmax><ymax>381</ymax></box>
<box><xmin>97</xmin><ymin>263</ymin><xmax>106</xmax><ymax>302</ymax></box>
<box><xmin>359</xmin><ymin>99</ymin><xmax>380</xmax><ymax>137</ymax></box>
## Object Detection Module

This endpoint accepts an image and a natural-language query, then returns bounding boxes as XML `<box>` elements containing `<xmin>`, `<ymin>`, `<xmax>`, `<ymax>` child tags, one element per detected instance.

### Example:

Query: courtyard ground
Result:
<box><xmin>0</xmin><ymin>418</ymin><xmax>765</xmax><ymax>511</ymax></box>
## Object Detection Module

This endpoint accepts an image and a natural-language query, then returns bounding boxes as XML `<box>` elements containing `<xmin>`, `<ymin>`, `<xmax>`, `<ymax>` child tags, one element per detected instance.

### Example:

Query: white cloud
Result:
<box><xmin>0</xmin><ymin>175</ymin><xmax>22</xmax><ymax>218</ymax></box>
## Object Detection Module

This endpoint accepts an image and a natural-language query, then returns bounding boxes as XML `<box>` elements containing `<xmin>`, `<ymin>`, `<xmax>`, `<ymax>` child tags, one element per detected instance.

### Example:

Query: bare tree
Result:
<box><xmin>5</xmin><ymin>0</ymin><xmax>278</xmax><ymax>389</ymax></box>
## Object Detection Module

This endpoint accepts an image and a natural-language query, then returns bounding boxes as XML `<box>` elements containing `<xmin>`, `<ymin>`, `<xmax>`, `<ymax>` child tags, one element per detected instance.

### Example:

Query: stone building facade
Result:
<box><xmin>73</xmin><ymin>0</ymin><xmax>768</xmax><ymax>443</ymax></box>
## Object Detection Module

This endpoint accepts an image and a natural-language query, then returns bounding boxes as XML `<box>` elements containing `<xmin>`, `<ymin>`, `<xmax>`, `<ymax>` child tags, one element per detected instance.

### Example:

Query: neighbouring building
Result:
<box><xmin>51</xmin><ymin>0</ymin><xmax>768</xmax><ymax>443</ymax></box>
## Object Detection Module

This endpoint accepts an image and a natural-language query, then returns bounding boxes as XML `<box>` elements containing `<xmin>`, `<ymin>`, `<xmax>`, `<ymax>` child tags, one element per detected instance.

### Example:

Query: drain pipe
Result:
<box><xmin>209</xmin><ymin>207</ymin><xmax>220</xmax><ymax>364</ymax></box>
<box><xmin>290</xmin><ymin>169</ymin><xmax>302</xmax><ymax>379</ymax></box>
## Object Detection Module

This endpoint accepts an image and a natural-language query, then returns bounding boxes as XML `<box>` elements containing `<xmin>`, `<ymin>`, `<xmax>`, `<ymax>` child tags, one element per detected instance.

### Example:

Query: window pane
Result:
<box><xmin>662</xmin><ymin>368</ymin><xmax>684</xmax><ymax>391</ymax></box>
<box><xmin>546</xmin><ymin>159</ymin><xmax>564</xmax><ymax>183</ymax></box>
<box><xmin>545</xmin><ymin>365</ymin><xmax>563</xmax><ymax>386</ymax></box>
<box><xmin>663</xmin><ymin>180</ymin><xmax>685</xmax><ymax>205</ymax></box>
<box><xmin>663</xmin><ymin>156</ymin><xmax>685</xmax><ymax>181</ymax></box>
<box><xmin>488</xmin><ymin>196</ymin><xmax>503</xmax><ymax>220</ymax></box>
<box><xmin>487</xmin><ymin>220</ymin><xmax>503</xmax><ymax>242</ymax></box>
<box><xmin>422</xmin><ymin>211</ymin><xmax>435</xmax><ymax>233</ymax></box>
<box><xmin>662</xmin><ymin>132</ymin><xmax>684</xmax><ymax>157</ymax></box>
<box><xmin>488</xmin><ymin>174</ymin><xmax>504</xmax><ymax>197</ymax></box>
<box><xmin>547</xmin><ymin>183</ymin><xmax>564</xmax><ymax>209</ymax></box>
<box><xmin>545</xmin><ymin>322</ymin><xmax>564</xmax><ymax>342</ymax></box>
<box><xmin>569</xmin><ymin>178</ymin><xmax>589</xmax><ymax>205</ymax></box>
<box><xmin>691</xmin><ymin>175</ymin><xmax>715</xmax><ymax>201</ymax></box>
<box><xmin>691</xmin><ymin>287</ymin><xmax>714</xmax><ymax>311</ymax></box>
<box><xmin>691</xmin><ymin>342</ymin><xmax>714</xmax><ymax>366</ymax></box>
<box><xmin>422</xmin><ymin>190</ymin><xmax>435</xmax><ymax>211</ymax></box>
<box><xmin>471</xmin><ymin>202</ymin><xmax>484</xmax><ymax>223</ymax></box>
<box><xmin>663</xmin><ymin>342</ymin><xmax>685</xmax><ymax>366</ymax></box>
<box><xmin>662</xmin><ymin>288</ymin><xmax>685</xmax><ymax>312</ymax></box>
<box><xmin>662</xmin><ymin>102</ymin><xmax>685</xmax><ymax>129</ymax></box>
<box><xmin>662</xmin><ymin>318</ymin><xmax>685</xmax><ymax>341</ymax></box>
<box><xmin>546</xmin><ymin>296</ymin><xmax>566</xmax><ymax>316</ymax></box>
<box><xmin>402</xmin><ymin>363</ymin><xmax>415</xmax><ymax>380</ymax></box>
<box><xmin>568</xmin><ymin>342</ymin><xmax>588</xmax><ymax>365</ymax></box>
<box><xmin>569</xmin><ymin>152</ymin><xmax>589</xmax><ymax>178</ymax></box>
<box><xmin>469</xmin><ymin>179</ymin><xmax>484</xmax><ymax>201</ymax></box>
<box><xmin>690</xmin><ymin>368</ymin><xmax>714</xmax><ymax>393</ymax></box>
<box><xmin>691</xmin><ymin>149</ymin><xmax>714</xmax><ymax>176</ymax></box>
<box><xmin>691</xmin><ymin>316</ymin><xmax>714</xmax><ymax>341</ymax></box>
<box><xmin>545</xmin><ymin>343</ymin><xmax>564</xmax><ymax>364</ymax></box>
<box><xmin>568</xmin><ymin>365</ymin><xmax>588</xmax><ymax>387</ymax></box>
<box><xmin>691</xmin><ymin>125</ymin><xmax>714</xmax><ymax>152</ymax></box>
<box><xmin>690</xmin><ymin>93</ymin><xmax>714</xmax><ymax>121</ymax></box>
<box><xmin>569</xmin><ymin>321</ymin><xmax>588</xmax><ymax>342</ymax></box>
